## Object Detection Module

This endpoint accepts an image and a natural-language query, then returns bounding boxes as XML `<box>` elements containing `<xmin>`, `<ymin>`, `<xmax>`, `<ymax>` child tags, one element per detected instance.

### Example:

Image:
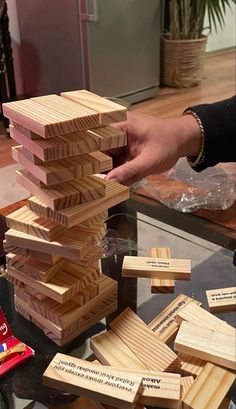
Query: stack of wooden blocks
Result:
<box><xmin>2</xmin><ymin>90</ymin><xmax>130</xmax><ymax>346</ymax></box>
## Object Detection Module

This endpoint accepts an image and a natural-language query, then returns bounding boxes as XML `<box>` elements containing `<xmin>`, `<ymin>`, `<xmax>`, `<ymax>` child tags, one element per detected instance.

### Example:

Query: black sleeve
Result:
<box><xmin>186</xmin><ymin>95</ymin><xmax>236</xmax><ymax>172</ymax></box>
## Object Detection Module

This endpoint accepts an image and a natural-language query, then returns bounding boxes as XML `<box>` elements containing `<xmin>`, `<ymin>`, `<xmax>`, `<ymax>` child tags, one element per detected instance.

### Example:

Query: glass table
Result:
<box><xmin>0</xmin><ymin>200</ymin><xmax>235</xmax><ymax>408</ymax></box>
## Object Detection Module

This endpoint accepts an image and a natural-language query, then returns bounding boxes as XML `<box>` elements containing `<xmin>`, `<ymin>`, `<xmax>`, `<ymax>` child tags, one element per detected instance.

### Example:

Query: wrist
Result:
<box><xmin>177</xmin><ymin>114</ymin><xmax>203</xmax><ymax>158</ymax></box>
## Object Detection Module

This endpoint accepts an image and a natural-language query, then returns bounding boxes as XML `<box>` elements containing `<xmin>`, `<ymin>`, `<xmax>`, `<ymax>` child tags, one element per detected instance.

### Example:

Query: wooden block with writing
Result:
<box><xmin>206</xmin><ymin>287</ymin><xmax>236</xmax><ymax>313</ymax></box>
<box><xmin>10</xmin><ymin>123</ymin><xmax>126</xmax><ymax>161</ymax></box>
<box><xmin>110</xmin><ymin>307</ymin><xmax>180</xmax><ymax>372</ymax></box>
<box><xmin>28</xmin><ymin>181</ymin><xmax>129</xmax><ymax>228</ymax></box>
<box><xmin>122</xmin><ymin>256</ymin><xmax>191</xmax><ymax>281</ymax></box>
<box><xmin>5</xmin><ymin>222</ymin><xmax>105</xmax><ymax>260</ymax></box>
<box><xmin>178</xmin><ymin>353</ymin><xmax>206</xmax><ymax>378</ymax></box>
<box><xmin>12</xmin><ymin>146</ymin><xmax>112</xmax><ymax>185</ymax></box>
<box><xmin>6</xmin><ymin>205</ymin><xmax>65</xmax><ymax>241</ymax></box>
<box><xmin>3</xmin><ymin>97</ymin><xmax>100</xmax><ymax>137</ymax></box>
<box><xmin>61</xmin><ymin>90</ymin><xmax>127</xmax><ymax>124</ymax></box>
<box><xmin>174</xmin><ymin>321</ymin><xmax>236</xmax><ymax>370</ymax></box>
<box><xmin>148</xmin><ymin>248</ymin><xmax>175</xmax><ymax>293</ymax></box>
<box><xmin>182</xmin><ymin>362</ymin><xmax>236</xmax><ymax>409</ymax></box>
<box><xmin>148</xmin><ymin>294</ymin><xmax>201</xmax><ymax>343</ymax></box>
<box><xmin>175</xmin><ymin>301</ymin><xmax>235</xmax><ymax>336</ymax></box>
<box><xmin>91</xmin><ymin>330</ymin><xmax>147</xmax><ymax>370</ymax></box>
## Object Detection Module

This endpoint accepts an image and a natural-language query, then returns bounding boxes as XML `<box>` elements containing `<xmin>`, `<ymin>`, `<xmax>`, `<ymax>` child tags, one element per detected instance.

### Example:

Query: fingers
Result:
<box><xmin>106</xmin><ymin>155</ymin><xmax>147</xmax><ymax>186</ymax></box>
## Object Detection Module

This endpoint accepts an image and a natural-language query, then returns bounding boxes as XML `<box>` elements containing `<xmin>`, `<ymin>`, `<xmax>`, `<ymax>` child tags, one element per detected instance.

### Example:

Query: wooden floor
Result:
<box><xmin>0</xmin><ymin>49</ymin><xmax>235</xmax><ymax>169</ymax></box>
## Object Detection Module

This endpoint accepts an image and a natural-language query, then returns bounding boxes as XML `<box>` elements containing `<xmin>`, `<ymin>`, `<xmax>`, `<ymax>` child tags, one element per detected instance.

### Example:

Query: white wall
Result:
<box><xmin>205</xmin><ymin>4</ymin><xmax>236</xmax><ymax>52</ymax></box>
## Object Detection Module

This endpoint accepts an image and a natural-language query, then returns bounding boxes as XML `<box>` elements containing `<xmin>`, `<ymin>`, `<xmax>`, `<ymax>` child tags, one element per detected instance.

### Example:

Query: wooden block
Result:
<box><xmin>178</xmin><ymin>353</ymin><xmax>206</xmax><ymax>378</ymax></box>
<box><xmin>10</xmin><ymin>123</ymin><xmax>126</xmax><ymax>161</ymax></box>
<box><xmin>5</xmin><ymin>222</ymin><xmax>105</xmax><ymax>260</ymax></box>
<box><xmin>110</xmin><ymin>307</ymin><xmax>180</xmax><ymax>372</ymax></box>
<box><xmin>182</xmin><ymin>362</ymin><xmax>236</xmax><ymax>409</ymax></box>
<box><xmin>3</xmin><ymin>97</ymin><xmax>100</xmax><ymax>137</ymax></box>
<box><xmin>6</xmin><ymin>261</ymin><xmax>100</xmax><ymax>303</ymax></box>
<box><xmin>43</xmin><ymin>353</ymin><xmax>142</xmax><ymax>409</ymax></box>
<box><xmin>61</xmin><ymin>90</ymin><xmax>127</xmax><ymax>124</ymax></box>
<box><xmin>6</xmin><ymin>205</ymin><xmax>65</xmax><ymax>241</ymax></box>
<box><xmin>175</xmin><ymin>301</ymin><xmax>235</xmax><ymax>336</ymax></box>
<box><xmin>12</xmin><ymin>121</ymin><xmax>41</xmax><ymax>139</ymax></box>
<box><xmin>147</xmin><ymin>294</ymin><xmax>201</xmax><ymax>344</ymax></box>
<box><xmin>3</xmin><ymin>240</ymin><xmax>28</xmax><ymax>258</ymax></box>
<box><xmin>122</xmin><ymin>256</ymin><xmax>191</xmax><ymax>281</ymax></box>
<box><xmin>178</xmin><ymin>376</ymin><xmax>195</xmax><ymax>409</ymax></box>
<box><xmin>148</xmin><ymin>248</ymin><xmax>175</xmax><ymax>294</ymax></box>
<box><xmin>82</xmin><ymin>211</ymin><xmax>108</xmax><ymax>227</ymax></box>
<box><xmin>91</xmin><ymin>330</ymin><xmax>147</xmax><ymax>370</ymax></box>
<box><xmin>3</xmin><ymin>241</ymin><xmax>60</xmax><ymax>265</ymax></box>
<box><xmin>16</xmin><ymin>170</ymin><xmax>106</xmax><ymax>211</ymax></box>
<box><xmin>27</xmin><ymin>180</ymin><xmax>129</xmax><ymax>228</ymax></box>
<box><xmin>12</xmin><ymin>146</ymin><xmax>112</xmax><ymax>185</ymax></box>
<box><xmin>7</xmin><ymin>253</ymin><xmax>64</xmax><ymax>282</ymax></box>
<box><xmin>174</xmin><ymin>321</ymin><xmax>236</xmax><ymax>371</ymax></box>
<box><xmin>206</xmin><ymin>287</ymin><xmax>236</xmax><ymax>313</ymax></box>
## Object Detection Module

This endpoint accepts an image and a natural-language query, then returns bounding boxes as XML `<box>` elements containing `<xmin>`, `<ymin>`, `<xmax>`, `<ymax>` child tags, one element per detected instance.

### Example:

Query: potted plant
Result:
<box><xmin>161</xmin><ymin>0</ymin><xmax>235</xmax><ymax>87</ymax></box>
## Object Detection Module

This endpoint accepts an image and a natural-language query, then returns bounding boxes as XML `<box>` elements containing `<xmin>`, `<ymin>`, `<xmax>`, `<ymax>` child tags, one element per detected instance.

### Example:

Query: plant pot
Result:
<box><xmin>161</xmin><ymin>35</ymin><xmax>207</xmax><ymax>88</ymax></box>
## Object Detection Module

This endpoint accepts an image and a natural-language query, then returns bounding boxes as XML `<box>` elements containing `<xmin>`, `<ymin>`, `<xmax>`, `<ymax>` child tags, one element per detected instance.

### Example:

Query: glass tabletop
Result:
<box><xmin>0</xmin><ymin>211</ymin><xmax>235</xmax><ymax>408</ymax></box>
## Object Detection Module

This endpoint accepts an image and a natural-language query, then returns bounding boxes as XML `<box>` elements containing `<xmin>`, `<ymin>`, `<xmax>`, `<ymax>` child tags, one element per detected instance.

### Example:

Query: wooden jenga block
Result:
<box><xmin>148</xmin><ymin>248</ymin><xmax>175</xmax><ymax>293</ymax></box>
<box><xmin>6</xmin><ymin>206</ymin><xmax>65</xmax><ymax>241</ymax></box>
<box><xmin>110</xmin><ymin>307</ymin><xmax>180</xmax><ymax>373</ymax></box>
<box><xmin>16</xmin><ymin>170</ymin><xmax>106</xmax><ymax>211</ymax></box>
<box><xmin>147</xmin><ymin>294</ymin><xmax>201</xmax><ymax>343</ymax></box>
<box><xmin>122</xmin><ymin>256</ymin><xmax>191</xmax><ymax>281</ymax></box>
<box><xmin>206</xmin><ymin>287</ymin><xmax>236</xmax><ymax>313</ymax></box>
<box><xmin>3</xmin><ymin>241</ymin><xmax>60</xmax><ymax>265</ymax></box>
<box><xmin>10</xmin><ymin>123</ymin><xmax>126</xmax><ymax>161</ymax></box>
<box><xmin>178</xmin><ymin>353</ymin><xmax>206</xmax><ymax>378</ymax></box>
<box><xmin>178</xmin><ymin>376</ymin><xmax>195</xmax><ymax>409</ymax></box>
<box><xmin>6</xmin><ymin>261</ymin><xmax>99</xmax><ymax>303</ymax></box>
<box><xmin>12</xmin><ymin>146</ymin><xmax>112</xmax><ymax>185</ymax></box>
<box><xmin>5</xmin><ymin>222</ymin><xmax>105</xmax><ymax>260</ymax></box>
<box><xmin>61</xmin><ymin>90</ymin><xmax>127</xmax><ymax>124</ymax></box>
<box><xmin>82</xmin><ymin>211</ymin><xmax>108</xmax><ymax>227</ymax></box>
<box><xmin>181</xmin><ymin>362</ymin><xmax>236</xmax><ymax>409</ymax></box>
<box><xmin>3</xmin><ymin>240</ymin><xmax>28</xmax><ymax>258</ymax></box>
<box><xmin>91</xmin><ymin>330</ymin><xmax>147</xmax><ymax>370</ymax></box>
<box><xmin>7</xmin><ymin>253</ymin><xmax>64</xmax><ymax>282</ymax></box>
<box><xmin>12</xmin><ymin>121</ymin><xmax>41</xmax><ymax>139</ymax></box>
<box><xmin>174</xmin><ymin>321</ymin><xmax>236</xmax><ymax>370</ymax></box>
<box><xmin>27</xmin><ymin>181</ymin><xmax>129</xmax><ymax>228</ymax></box>
<box><xmin>3</xmin><ymin>97</ymin><xmax>100</xmax><ymax>137</ymax></box>
<box><xmin>175</xmin><ymin>302</ymin><xmax>235</xmax><ymax>336</ymax></box>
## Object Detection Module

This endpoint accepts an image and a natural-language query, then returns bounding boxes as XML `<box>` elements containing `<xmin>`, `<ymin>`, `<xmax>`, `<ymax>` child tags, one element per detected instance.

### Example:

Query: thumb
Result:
<box><xmin>106</xmin><ymin>156</ymin><xmax>146</xmax><ymax>186</ymax></box>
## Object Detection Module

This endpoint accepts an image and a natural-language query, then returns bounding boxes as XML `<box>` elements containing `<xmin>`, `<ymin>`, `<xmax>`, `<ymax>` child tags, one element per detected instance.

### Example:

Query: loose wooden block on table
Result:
<box><xmin>10</xmin><ymin>123</ymin><xmax>127</xmax><ymax>161</ymax></box>
<box><xmin>206</xmin><ymin>287</ymin><xmax>236</xmax><ymax>313</ymax></box>
<box><xmin>61</xmin><ymin>90</ymin><xmax>127</xmax><ymax>124</ymax></box>
<box><xmin>16</xmin><ymin>170</ymin><xmax>106</xmax><ymax>211</ymax></box>
<box><xmin>12</xmin><ymin>146</ymin><xmax>112</xmax><ymax>185</ymax></box>
<box><xmin>28</xmin><ymin>181</ymin><xmax>130</xmax><ymax>228</ymax></box>
<box><xmin>122</xmin><ymin>256</ymin><xmax>191</xmax><ymax>281</ymax></box>
<box><xmin>110</xmin><ymin>307</ymin><xmax>180</xmax><ymax>373</ymax></box>
<box><xmin>43</xmin><ymin>353</ymin><xmax>142</xmax><ymax>409</ymax></box>
<box><xmin>178</xmin><ymin>376</ymin><xmax>195</xmax><ymax>409</ymax></box>
<box><xmin>148</xmin><ymin>248</ymin><xmax>174</xmax><ymax>294</ymax></box>
<box><xmin>182</xmin><ymin>362</ymin><xmax>236</xmax><ymax>409</ymax></box>
<box><xmin>91</xmin><ymin>330</ymin><xmax>147</xmax><ymax>370</ymax></box>
<box><xmin>3</xmin><ymin>97</ymin><xmax>100</xmax><ymax>137</ymax></box>
<box><xmin>175</xmin><ymin>301</ymin><xmax>235</xmax><ymax>336</ymax></box>
<box><xmin>174</xmin><ymin>321</ymin><xmax>236</xmax><ymax>371</ymax></box>
<box><xmin>147</xmin><ymin>294</ymin><xmax>201</xmax><ymax>344</ymax></box>
<box><xmin>5</xmin><ymin>222</ymin><xmax>105</xmax><ymax>260</ymax></box>
<box><xmin>178</xmin><ymin>353</ymin><xmax>206</xmax><ymax>378</ymax></box>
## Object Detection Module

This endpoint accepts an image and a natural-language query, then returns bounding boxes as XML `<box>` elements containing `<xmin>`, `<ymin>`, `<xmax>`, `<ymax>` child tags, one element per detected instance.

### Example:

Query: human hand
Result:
<box><xmin>106</xmin><ymin>111</ymin><xmax>202</xmax><ymax>186</ymax></box>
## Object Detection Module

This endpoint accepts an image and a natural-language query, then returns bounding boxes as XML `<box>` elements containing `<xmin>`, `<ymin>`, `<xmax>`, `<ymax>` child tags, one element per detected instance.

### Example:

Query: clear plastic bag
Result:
<box><xmin>99</xmin><ymin>229</ymin><xmax>139</xmax><ymax>258</ymax></box>
<box><xmin>141</xmin><ymin>159</ymin><xmax>236</xmax><ymax>213</ymax></box>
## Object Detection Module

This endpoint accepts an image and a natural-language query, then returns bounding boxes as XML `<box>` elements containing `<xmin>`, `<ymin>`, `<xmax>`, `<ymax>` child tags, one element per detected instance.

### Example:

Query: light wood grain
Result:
<box><xmin>122</xmin><ymin>256</ymin><xmax>191</xmax><ymax>280</ymax></box>
<box><xmin>178</xmin><ymin>353</ymin><xmax>206</xmax><ymax>378</ymax></box>
<box><xmin>206</xmin><ymin>287</ymin><xmax>236</xmax><ymax>313</ymax></box>
<box><xmin>178</xmin><ymin>376</ymin><xmax>195</xmax><ymax>409</ymax></box>
<box><xmin>3</xmin><ymin>97</ymin><xmax>100</xmax><ymax>137</ymax></box>
<box><xmin>5</xmin><ymin>222</ymin><xmax>105</xmax><ymax>260</ymax></box>
<box><xmin>175</xmin><ymin>302</ymin><xmax>235</xmax><ymax>336</ymax></box>
<box><xmin>174</xmin><ymin>321</ymin><xmax>236</xmax><ymax>370</ymax></box>
<box><xmin>148</xmin><ymin>294</ymin><xmax>201</xmax><ymax>344</ymax></box>
<box><xmin>12</xmin><ymin>146</ymin><xmax>112</xmax><ymax>185</ymax></box>
<box><xmin>110</xmin><ymin>307</ymin><xmax>180</xmax><ymax>373</ymax></box>
<box><xmin>148</xmin><ymin>248</ymin><xmax>174</xmax><ymax>293</ymax></box>
<box><xmin>182</xmin><ymin>362</ymin><xmax>236</xmax><ymax>409</ymax></box>
<box><xmin>3</xmin><ymin>241</ymin><xmax>60</xmax><ymax>265</ymax></box>
<box><xmin>27</xmin><ymin>181</ymin><xmax>129</xmax><ymax>228</ymax></box>
<box><xmin>61</xmin><ymin>90</ymin><xmax>127</xmax><ymax>125</ymax></box>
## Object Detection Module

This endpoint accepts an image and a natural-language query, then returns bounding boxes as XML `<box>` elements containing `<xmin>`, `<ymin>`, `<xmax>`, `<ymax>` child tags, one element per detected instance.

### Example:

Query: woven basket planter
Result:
<box><xmin>161</xmin><ymin>35</ymin><xmax>207</xmax><ymax>88</ymax></box>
